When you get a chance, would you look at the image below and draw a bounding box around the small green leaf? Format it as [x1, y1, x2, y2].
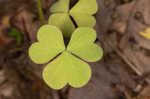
[67, 27, 103, 62]
[8, 28, 22, 45]
[50, 0, 70, 13]
[43, 51, 91, 90]
[29, 25, 65, 64]
[48, 13, 75, 37]
[70, 0, 98, 27]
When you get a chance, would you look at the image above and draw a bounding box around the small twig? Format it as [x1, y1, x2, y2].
[107, 40, 143, 76]
[37, 0, 45, 25]
[22, 17, 31, 44]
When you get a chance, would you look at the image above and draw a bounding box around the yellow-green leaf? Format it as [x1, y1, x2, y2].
[50, 0, 70, 13]
[48, 13, 75, 37]
[28, 26, 103, 90]
[29, 25, 65, 64]
[70, 0, 98, 27]
[67, 27, 103, 62]
[43, 51, 91, 90]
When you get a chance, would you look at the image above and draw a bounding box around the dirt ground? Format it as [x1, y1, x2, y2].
[0, 0, 150, 99]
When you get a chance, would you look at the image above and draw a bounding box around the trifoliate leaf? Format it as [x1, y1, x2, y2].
[29, 25, 103, 89]
[140, 28, 150, 40]
[67, 27, 103, 62]
[50, 0, 69, 13]
[48, 13, 75, 37]
[43, 51, 91, 90]
[29, 25, 65, 64]
[49, 0, 98, 37]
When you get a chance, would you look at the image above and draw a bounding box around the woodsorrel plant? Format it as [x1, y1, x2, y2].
[29, 0, 103, 90]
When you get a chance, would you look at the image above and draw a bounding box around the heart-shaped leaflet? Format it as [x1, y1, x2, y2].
[43, 51, 91, 89]
[67, 27, 103, 62]
[29, 25, 65, 64]
[70, 0, 98, 27]
[49, 13, 75, 37]
[49, 0, 74, 37]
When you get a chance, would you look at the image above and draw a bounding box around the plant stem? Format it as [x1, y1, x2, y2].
[37, 0, 45, 25]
